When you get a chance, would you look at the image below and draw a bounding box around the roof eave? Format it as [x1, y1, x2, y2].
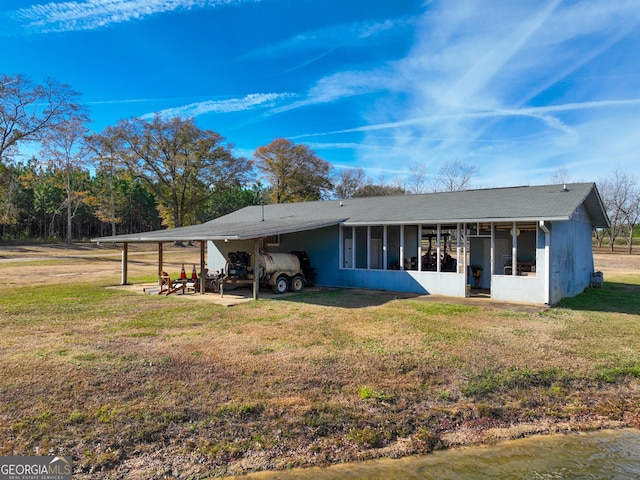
[91, 219, 343, 244]
[342, 216, 571, 226]
[233, 219, 343, 240]
[91, 235, 243, 243]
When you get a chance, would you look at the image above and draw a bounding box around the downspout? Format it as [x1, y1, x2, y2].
[539, 221, 550, 305]
[462, 223, 467, 280]
[490, 223, 495, 276]
[253, 238, 260, 300]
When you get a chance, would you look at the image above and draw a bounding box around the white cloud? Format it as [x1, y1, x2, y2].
[293, 99, 640, 140]
[11, 0, 257, 34]
[271, 68, 393, 114]
[84, 98, 158, 105]
[290, 0, 640, 186]
[141, 92, 292, 119]
[241, 16, 414, 60]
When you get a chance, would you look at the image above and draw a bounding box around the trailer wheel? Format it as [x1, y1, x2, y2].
[290, 274, 304, 293]
[272, 275, 289, 294]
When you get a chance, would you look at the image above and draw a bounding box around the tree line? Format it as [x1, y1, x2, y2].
[1, 73, 638, 251]
[1, 74, 325, 242]
[0, 73, 478, 243]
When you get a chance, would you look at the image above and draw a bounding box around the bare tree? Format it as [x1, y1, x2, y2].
[1, 74, 82, 163]
[40, 115, 91, 244]
[433, 159, 478, 192]
[0, 163, 19, 229]
[86, 133, 127, 237]
[599, 168, 640, 253]
[551, 166, 570, 185]
[386, 175, 405, 193]
[593, 226, 607, 249]
[1, 74, 83, 232]
[406, 161, 429, 194]
[630, 192, 640, 253]
[617, 173, 640, 254]
[255, 138, 332, 203]
[353, 183, 405, 197]
[103, 115, 250, 228]
[334, 167, 366, 199]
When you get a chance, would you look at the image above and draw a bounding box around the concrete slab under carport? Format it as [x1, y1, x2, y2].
[108, 283, 302, 307]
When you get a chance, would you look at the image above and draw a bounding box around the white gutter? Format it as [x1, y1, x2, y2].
[343, 216, 570, 226]
[539, 220, 551, 305]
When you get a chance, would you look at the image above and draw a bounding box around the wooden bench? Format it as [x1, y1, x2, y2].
[504, 261, 536, 276]
[162, 272, 185, 295]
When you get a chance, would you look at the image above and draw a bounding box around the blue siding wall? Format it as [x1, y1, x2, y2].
[281, 226, 465, 296]
[276, 226, 340, 285]
[207, 227, 341, 286]
[207, 212, 596, 304]
[208, 239, 255, 275]
[548, 205, 595, 304]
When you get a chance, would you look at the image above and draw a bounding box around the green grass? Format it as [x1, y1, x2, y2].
[2, 283, 117, 315]
[358, 386, 395, 402]
[461, 367, 568, 398]
[596, 363, 640, 383]
[557, 280, 640, 314]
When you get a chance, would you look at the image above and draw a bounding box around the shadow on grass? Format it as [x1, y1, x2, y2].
[285, 287, 418, 309]
[557, 281, 640, 315]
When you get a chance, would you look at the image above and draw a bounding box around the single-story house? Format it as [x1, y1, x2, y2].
[92, 183, 609, 305]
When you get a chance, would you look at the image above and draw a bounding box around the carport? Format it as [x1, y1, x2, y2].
[92, 216, 343, 300]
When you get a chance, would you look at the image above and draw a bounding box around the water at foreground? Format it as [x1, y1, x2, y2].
[229, 429, 640, 479]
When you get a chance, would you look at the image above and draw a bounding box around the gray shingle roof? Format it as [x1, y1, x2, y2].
[92, 183, 609, 243]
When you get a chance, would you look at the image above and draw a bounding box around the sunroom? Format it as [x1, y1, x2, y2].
[338, 220, 544, 302]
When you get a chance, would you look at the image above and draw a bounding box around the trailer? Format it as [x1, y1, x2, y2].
[223, 250, 316, 294]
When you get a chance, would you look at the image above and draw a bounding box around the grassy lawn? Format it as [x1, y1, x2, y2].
[0, 252, 639, 478]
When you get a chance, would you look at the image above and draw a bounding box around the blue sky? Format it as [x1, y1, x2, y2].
[2, 0, 640, 188]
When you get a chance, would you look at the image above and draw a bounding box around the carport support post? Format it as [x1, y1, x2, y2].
[121, 242, 128, 285]
[199, 241, 206, 294]
[253, 238, 260, 300]
[158, 242, 163, 286]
